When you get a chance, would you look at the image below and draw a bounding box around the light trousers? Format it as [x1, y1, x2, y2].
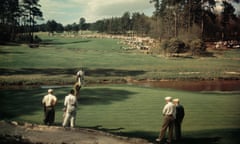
[63, 110, 76, 128]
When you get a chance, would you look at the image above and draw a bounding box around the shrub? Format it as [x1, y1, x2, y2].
[189, 39, 206, 56]
[168, 38, 186, 53]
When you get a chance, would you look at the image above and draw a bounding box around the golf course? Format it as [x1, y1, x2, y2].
[0, 33, 240, 144]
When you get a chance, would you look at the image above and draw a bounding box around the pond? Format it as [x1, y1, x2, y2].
[127, 80, 240, 92]
[38, 80, 240, 92]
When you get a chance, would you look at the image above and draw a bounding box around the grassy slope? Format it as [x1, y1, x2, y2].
[0, 85, 239, 143]
[0, 33, 239, 84]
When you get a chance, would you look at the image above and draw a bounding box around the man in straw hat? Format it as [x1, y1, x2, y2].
[42, 89, 57, 126]
[156, 96, 176, 144]
[173, 98, 185, 141]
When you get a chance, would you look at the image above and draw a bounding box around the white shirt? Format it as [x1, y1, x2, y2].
[42, 94, 57, 107]
[162, 102, 176, 118]
[64, 94, 78, 112]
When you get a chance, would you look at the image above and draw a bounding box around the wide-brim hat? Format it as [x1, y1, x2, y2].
[173, 98, 180, 102]
[165, 96, 172, 101]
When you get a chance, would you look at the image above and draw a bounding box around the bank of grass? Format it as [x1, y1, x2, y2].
[0, 33, 240, 86]
[0, 85, 239, 143]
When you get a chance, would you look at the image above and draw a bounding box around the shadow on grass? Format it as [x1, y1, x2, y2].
[0, 88, 70, 120]
[0, 42, 20, 46]
[40, 39, 91, 45]
[0, 68, 146, 77]
[0, 87, 135, 119]
[79, 88, 136, 105]
[80, 125, 125, 133]
[119, 128, 240, 144]
[0, 51, 25, 55]
[0, 89, 44, 119]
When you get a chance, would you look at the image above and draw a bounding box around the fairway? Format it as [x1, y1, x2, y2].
[0, 33, 240, 85]
[0, 85, 239, 143]
[1, 34, 240, 143]
[1, 0, 240, 143]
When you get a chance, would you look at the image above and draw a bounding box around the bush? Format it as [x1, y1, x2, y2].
[168, 38, 186, 54]
[189, 39, 206, 56]
[159, 38, 207, 57]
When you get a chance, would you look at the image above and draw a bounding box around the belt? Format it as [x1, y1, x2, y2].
[165, 114, 173, 117]
[45, 106, 54, 108]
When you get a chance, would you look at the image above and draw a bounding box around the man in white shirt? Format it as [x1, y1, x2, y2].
[42, 89, 57, 126]
[63, 89, 78, 128]
[156, 96, 176, 144]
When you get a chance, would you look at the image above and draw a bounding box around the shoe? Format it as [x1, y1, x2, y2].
[156, 138, 164, 143]
[165, 139, 171, 144]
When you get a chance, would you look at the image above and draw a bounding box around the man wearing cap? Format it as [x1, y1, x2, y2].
[156, 96, 176, 144]
[63, 89, 78, 128]
[42, 89, 57, 126]
[173, 98, 185, 141]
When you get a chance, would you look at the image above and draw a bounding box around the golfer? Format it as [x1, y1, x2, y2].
[62, 89, 78, 128]
[74, 70, 84, 99]
[42, 89, 57, 126]
[156, 96, 176, 144]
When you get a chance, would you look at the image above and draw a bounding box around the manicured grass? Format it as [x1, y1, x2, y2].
[0, 85, 239, 143]
[0, 33, 239, 85]
[0, 33, 240, 143]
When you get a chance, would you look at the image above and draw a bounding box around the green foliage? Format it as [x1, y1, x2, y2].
[189, 39, 206, 56]
[159, 38, 208, 57]
[0, 0, 43, 43]
[160, 38, 188, 56]
[167, 38, 186, 54]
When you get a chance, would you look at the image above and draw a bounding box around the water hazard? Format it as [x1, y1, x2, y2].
[39, 80, 240, 92]
[128, 80, 240, 92]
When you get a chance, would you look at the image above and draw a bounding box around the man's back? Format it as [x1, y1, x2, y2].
[163, 102, 176, 116]
[64, 94, 78, 112]
[42, 94, 57, 107]
[176, 104, 185, 122]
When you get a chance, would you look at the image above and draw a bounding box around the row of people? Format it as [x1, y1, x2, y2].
[42, 70, 84, 127]
[42, 89, 185, 144]
[42, 89, 78, 128]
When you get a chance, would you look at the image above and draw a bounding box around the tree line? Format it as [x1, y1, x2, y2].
[1, 0, 240, 44]
[89, 0, 240, 41]
[0, 0, 42, 43]
[36, 17, 90, 36]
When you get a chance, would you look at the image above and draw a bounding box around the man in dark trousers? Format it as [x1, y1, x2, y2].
[42, 89, 57, 126]
[173, 98, 185, 141]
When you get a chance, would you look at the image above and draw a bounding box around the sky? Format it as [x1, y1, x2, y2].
[39, 0, 154, 25]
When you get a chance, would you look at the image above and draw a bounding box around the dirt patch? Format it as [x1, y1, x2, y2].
[0, 121, 149, 144]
